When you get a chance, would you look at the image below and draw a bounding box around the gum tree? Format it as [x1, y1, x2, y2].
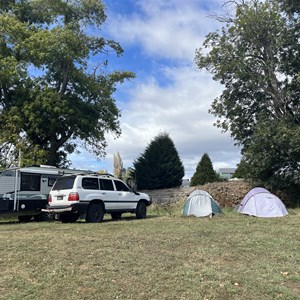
[195, 0, 300, 194]
[0, 0, 134, 166]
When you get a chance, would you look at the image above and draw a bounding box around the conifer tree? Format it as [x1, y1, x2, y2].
[133, 133, 184, 190]
[190, 153, 219, 186]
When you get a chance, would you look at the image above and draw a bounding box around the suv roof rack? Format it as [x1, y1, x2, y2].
[78, 172, 115, 177]
[60, 171, 115, 178]
[98, 173, 114, 177]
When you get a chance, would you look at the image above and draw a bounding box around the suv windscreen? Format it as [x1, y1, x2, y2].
[52, 176, 75, 190]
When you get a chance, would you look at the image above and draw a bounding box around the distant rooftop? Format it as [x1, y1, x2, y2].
[219, 168, 237, 180]
[219, 168, 236, 174]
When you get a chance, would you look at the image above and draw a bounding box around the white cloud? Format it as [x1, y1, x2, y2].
[105, 0, 223, 60]
[101, 66, 240, 177]
[70, 0, 241, 178]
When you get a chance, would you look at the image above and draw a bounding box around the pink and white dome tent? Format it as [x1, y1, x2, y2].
[236, 187, 288, 218]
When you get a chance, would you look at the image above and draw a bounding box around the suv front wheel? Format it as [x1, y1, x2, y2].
[86, 202, 104, 223]
[136, 201, 147, 219]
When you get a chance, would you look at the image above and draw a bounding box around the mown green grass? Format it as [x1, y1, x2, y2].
[0, 206, 299, 300]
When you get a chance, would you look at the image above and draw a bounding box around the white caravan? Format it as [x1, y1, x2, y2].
[0, 165, 89, 221]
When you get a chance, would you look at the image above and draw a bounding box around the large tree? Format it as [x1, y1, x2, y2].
[0, 0, 134, 167]
[195, 0, 300, 193]
[133, 133, 184, 190]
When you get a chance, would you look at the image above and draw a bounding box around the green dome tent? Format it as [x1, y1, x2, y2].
[182, 190, 222, 217]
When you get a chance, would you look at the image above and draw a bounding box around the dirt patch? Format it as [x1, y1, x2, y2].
[193, 180, 253, 207]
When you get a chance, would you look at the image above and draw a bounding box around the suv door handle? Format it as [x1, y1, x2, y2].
[101, 192, 106, 195]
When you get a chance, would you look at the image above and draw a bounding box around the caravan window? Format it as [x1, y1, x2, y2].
[20, 173, 41, 191]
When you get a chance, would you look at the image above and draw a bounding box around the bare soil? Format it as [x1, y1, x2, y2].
[190, 180, 253, 207]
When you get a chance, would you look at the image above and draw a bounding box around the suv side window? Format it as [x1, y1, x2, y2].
[114, 180, 130, 192]
[82, 178, 99, 190]
[99, 179, 114, 191]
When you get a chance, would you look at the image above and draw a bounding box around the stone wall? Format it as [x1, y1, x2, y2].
[142, 180, 253, 208]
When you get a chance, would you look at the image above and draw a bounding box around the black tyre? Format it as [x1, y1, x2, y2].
[86, 203, 104, 223]
[60, 213, 79, 223]
[111, 212, 122, 220]
[136, 201, 147, 219]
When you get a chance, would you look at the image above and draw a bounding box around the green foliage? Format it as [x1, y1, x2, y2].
[278, 0, 300, 15]
[0, 142, 18, 168]
[190, 153, 219, 186]
[195, 0, 300, 196]
[242, 119, 300, 200]
[0, 0, 134, 167]
[233, 159, 248, 179]
[133, 133, 184, 190]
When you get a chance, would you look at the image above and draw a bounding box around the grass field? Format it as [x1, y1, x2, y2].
[0, 205, 300, 300]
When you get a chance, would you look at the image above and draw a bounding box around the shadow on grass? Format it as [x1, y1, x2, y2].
[0, 220, 21, 225]
[0, 213, 161, 225]
[98, 214, 161, 224]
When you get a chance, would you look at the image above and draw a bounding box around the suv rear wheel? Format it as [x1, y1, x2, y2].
[86, 202, 104, 223]
[136, 201, 147, 219]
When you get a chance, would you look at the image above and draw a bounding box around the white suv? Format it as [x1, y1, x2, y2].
[45, 173, 152, 223]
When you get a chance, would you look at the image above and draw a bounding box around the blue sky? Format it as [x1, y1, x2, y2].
[70, 0, 241, 178]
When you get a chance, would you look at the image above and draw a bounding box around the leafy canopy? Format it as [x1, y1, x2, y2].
[133, 133, 184, 190]
[0, 0, 134, 167]
[195, 0, 300, 195]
